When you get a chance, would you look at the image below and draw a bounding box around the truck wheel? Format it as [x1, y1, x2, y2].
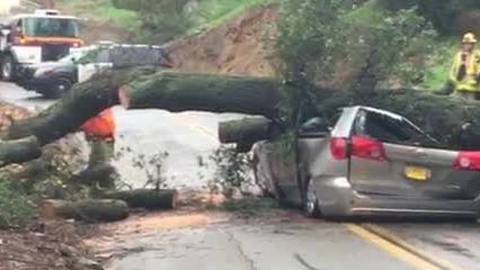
[46, 78, 73, 98]
[1, 54, 15, 81]
[304, 180, 321, 218]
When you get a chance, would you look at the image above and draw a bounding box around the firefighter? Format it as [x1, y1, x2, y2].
[450, 32, 480, 100]
[81, 108, 117, 188]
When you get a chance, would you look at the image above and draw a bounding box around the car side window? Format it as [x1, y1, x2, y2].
[354, 110, 440, 147]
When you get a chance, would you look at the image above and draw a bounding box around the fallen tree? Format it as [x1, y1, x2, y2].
[2, 70, 480, 167]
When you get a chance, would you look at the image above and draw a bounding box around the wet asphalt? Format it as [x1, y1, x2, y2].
[2, 82, 480, 270]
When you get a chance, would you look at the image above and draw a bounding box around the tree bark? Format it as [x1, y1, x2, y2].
[3, 67, 158, 144]
[119, 72, 283, 118]
[39, 199, 129, 222]
[102, 189, 178, 210]
[218, 117, 274, 144]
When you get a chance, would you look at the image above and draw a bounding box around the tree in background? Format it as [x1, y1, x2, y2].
[112, 0, 192, 43]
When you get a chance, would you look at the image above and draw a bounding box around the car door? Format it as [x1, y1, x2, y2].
[349, 108, 480, 200]
[264, 134, 301, 205]
[77, 48, 113, 83]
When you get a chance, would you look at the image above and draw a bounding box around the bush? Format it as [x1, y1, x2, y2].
[0, 181, 36, 229]
[209, 146, 253, 198]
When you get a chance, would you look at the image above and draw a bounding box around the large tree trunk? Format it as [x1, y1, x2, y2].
[4, 70, 283, 145]
[119, 72, 283, 118]
[2, 70, 480, 167]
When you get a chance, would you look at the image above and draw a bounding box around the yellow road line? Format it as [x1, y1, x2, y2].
[363, 224, 464, 270]
[346, 224, 458, 270]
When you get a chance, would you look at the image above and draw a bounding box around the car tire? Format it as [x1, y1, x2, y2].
[1, 54, 15, 81]
[46, 78, 73, 99]
[304, 179, 321, 218]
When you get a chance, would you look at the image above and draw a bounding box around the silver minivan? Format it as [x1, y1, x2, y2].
[253, 106, 480, 218]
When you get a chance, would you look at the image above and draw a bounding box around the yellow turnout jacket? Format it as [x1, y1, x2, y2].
[450, 50, 480, 92]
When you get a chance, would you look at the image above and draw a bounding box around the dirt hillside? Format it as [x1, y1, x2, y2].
[169, 6, 279, 77]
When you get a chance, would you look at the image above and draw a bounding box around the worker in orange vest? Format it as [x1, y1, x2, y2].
[81, 108, 117, 187]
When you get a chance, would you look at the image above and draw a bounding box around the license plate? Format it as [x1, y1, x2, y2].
[404, 166, 431, 181]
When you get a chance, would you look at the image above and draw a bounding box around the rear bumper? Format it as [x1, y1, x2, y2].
[312, 176, 480, 218]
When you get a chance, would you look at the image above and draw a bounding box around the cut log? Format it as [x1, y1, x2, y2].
[39, 199, 129, 222]
[218, 117, 280, 144]
[0, 136, 41, 166]
[102, 189, 178, 210]
[72, 164, 117, 188]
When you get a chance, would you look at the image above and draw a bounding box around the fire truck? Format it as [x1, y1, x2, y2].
[0, 9, 83, 81]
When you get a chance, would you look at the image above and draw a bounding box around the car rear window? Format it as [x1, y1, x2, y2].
[354, 110, 443, 148]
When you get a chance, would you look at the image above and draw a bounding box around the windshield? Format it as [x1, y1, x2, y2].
[23, 17, 80, 38]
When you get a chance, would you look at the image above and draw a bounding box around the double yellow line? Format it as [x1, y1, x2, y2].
[347, 224, 464, 270]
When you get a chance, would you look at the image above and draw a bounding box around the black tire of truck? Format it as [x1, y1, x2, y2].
[45, 77, 73, 99]
[1, 54, 16, 82]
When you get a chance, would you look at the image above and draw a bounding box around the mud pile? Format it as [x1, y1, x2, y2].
[169, 6, 279, 77]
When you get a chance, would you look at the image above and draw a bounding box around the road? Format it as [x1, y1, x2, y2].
[2, 82, 480, 270]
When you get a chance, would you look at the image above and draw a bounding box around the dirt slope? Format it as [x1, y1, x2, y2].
[169, 6, 279, 77]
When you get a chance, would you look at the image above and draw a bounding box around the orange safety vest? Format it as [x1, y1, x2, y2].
[81, 109, 116, 141]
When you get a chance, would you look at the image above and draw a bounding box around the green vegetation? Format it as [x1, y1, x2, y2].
[422, 39, 457, 91]
[57, 0, 141, 32]
[209, 146, 253, 198]
[0, 181, 36, 229]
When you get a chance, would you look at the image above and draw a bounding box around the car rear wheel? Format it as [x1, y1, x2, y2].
[304, 180, 321, 218]
[46, 78, 73, 98]
[1, 54, 15, 81]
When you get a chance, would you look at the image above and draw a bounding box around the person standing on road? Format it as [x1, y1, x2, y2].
[81, 108, 117, 189]
[450, 32, 480, 100]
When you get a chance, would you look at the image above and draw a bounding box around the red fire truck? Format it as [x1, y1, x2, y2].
[0, 9, 83, 81]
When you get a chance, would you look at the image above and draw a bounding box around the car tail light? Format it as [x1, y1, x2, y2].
[330, 137, 348, 160]
[351, 135, 387, 162]
[454, 151, 480, 171]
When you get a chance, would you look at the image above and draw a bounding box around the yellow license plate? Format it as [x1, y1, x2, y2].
[404, 166, 431, 181]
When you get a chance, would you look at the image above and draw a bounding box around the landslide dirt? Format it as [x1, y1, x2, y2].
[169, 6, 280, 77]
